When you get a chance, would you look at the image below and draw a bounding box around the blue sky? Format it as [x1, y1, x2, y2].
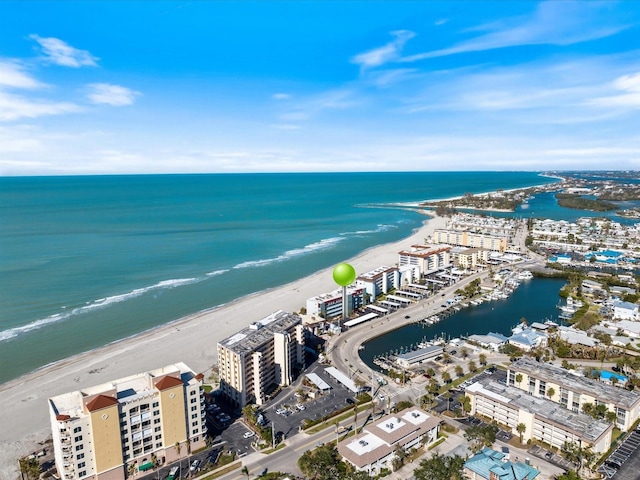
[1, 1, 639, 175]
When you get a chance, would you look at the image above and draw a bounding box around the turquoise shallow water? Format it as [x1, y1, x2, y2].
[0, 172, 555, 383]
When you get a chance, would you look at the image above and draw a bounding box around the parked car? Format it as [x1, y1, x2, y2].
[346, 398, 355, 405]
[189, 459, 200, 472]
[296, 404, 305, 411]
[243, 431, 255, 439]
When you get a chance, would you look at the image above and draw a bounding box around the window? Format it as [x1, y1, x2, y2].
[154, 418, 161, 424]
[78, 471, 86, 478]
[74, 435, 83, 442]
[153, 410, 160, 416]
[76, 453, 84, 460]
[538, 381, 546, 397]
[193, 430, 198, 435]
[133, 448, 142, 455]
[73, 427, 81, 433]
[130, 407, 138, 414]
[190, 398, 197, 404]
[191, 406, 197, 412]
[156, 442, 162, 448]
[191, 413, 198, 419]
[192, 421, 198, 427]
[155, 434, 162, 440]
[152, 401, 159, 408]
[75, 445, 83, 452]
[77, 462, 85, 469]
[154, 427, 161, 432]
[190, 390, 197, 395]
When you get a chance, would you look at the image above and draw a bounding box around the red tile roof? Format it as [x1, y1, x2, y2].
[155, 375, 184, 390]
[85, 394, 118, 412]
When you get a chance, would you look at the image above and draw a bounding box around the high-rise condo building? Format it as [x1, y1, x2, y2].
[217, 310, 306, 408]
[49, 363, 206, 480]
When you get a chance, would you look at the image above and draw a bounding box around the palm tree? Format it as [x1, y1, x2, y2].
[454, 365, 464, 378]
[241, 466, 250, 478]
[516, 423, 526, 444]
[478, 353, 487, 366]
[547, 387, 555, 400]
[461, 347, 469, 359]
[442, 370, 451, 384]
[127, 463, 136, 479]
[468, 360, 477, 373]
[174, 442, 182, 475]
[515, 373, 523, 387]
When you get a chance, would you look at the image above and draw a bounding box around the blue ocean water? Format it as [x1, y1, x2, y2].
[0, 172, 553, 384]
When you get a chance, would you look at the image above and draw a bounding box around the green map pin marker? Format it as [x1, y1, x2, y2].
[333, 263, 356, 286]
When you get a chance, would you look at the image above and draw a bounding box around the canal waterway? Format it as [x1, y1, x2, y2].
[360, 277, 567, 372]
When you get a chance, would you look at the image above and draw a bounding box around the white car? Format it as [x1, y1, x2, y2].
[243, 431, 255, 439]
[275, 408, 286, 415]
[296, 404, 305, 411]
[379, 395, 385, 401]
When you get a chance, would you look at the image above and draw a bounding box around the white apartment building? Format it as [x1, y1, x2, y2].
[432, 230, 508, 253]
[49, 363, 206, 480]
[217, 310, 305, 408]
[355, 266, 400, 299]
[507, 357, 640, 432]
[306, 286, 366, 320]
[398, 245, 451, 275]
[466, 380, 613, 454]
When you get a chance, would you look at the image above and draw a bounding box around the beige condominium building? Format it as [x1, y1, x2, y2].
[432, 229, 508, 253]
[466, 380, 613, 454]
[507, 357, 640, 432]
[398, 245, 451, 275]
[217, 310, 305, 408]
[49, 363, 206, 480]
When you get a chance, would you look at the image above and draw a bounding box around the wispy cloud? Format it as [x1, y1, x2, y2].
[351, 30, 415, 69]
[0, 91, 81, 121]
[403, 1, 629, 62]
[86, 83, 140, 106]
[30, 34, 98, 67]
[272, 93, 291, 100]
[0, 60, 44, 89]
[588, 71, 640, 109]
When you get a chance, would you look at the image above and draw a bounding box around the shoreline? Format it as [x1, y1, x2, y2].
[0, 211, 448, 476]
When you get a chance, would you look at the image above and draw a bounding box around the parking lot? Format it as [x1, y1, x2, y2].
[528, 444, 576, 472]
[598, 427, 640, 479]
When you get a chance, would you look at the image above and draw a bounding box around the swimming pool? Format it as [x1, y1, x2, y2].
[601, 370, 628, 382]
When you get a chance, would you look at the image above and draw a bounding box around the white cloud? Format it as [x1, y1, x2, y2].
[402, 1, 629, 62]
[270, 124, 301, 130]
[351, 30, 415, 69]
[589, 72, 640, 108]
[0, 91, 81, 121]
[30, 34, 98, 67]
[0, 60, 44, 89]
[272, 93, 291, 100]
[86, 83, 140, 106]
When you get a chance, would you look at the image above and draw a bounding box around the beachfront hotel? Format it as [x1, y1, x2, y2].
[465, 380, 613, 453]
[355, 265, 402, 299]
[48, 362, 206, 480]
[432, 229, 508, 253]
[507, 357, 640, 432]
[217, 310, 306, 408]
[337, 407, 440, 475]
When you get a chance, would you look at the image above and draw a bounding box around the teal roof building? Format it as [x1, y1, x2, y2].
[464, 448, 540, 480]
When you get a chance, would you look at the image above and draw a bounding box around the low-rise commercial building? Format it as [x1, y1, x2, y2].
[338, 408, 440, 475]
[464, 447, 540, 480]
[507, 357, 640, 432]
[217, 310, 306, 407]
[49, 363, 205, 480]
[466, 380, 613, 453]
[395, 345, 444, 369]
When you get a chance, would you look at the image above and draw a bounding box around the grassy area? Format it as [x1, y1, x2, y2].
[262, 443, 287, 454]
[197, 461, 241, 480]
[305, 403, 373, 434]
[427, 436, 447, 450]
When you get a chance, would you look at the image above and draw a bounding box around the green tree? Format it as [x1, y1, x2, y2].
[298, 444, 345, 480]
[464, 424, 498, 453]
[241, 466, 249, 478]
[547, 387, 556, 399]
[454, 365, 464, 378]
[461, 347, 469, 359]
[479, 353, 487, 366]
[442, 370, 452, 384]
[516, 423, 527, 444]
[515, 373, 523, 386]
[19, 457, 40, 480]
[413, 453, 465, 480]
[468, 360, 477, 373]
[556, 471, 583, 480]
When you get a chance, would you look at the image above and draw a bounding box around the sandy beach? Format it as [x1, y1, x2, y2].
[0, 212, 448, 478]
